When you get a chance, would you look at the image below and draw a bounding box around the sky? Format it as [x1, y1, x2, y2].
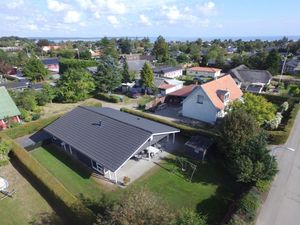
[0, 0, 299, 38]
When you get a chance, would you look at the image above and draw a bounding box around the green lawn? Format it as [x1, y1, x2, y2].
[31, 145, 235, 225]
[31, 145, 114, 202]
[131, 158, 235, 225]
[0, 162, 63, 225]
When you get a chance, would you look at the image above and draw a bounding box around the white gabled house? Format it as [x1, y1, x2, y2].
[182, 75, 243, 124]
[186, 66, 222, 79]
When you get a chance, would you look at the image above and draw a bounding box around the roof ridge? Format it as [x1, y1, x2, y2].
[79, 106, 153, 135]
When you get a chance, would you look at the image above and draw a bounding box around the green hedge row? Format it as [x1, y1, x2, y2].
[3, 114, 62, 139]
[120, 107, 218, 138]
[95, 93, 122, 103]
[268, 104, 300, 144]
[59, 58, 97, 74]
[1, 133, 96, 225]
[227, 187, 261, 225]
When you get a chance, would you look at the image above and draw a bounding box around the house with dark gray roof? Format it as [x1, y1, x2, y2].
[229, 65, 272, 93]
[153, 66, 183, 78]
[44, 106, 179, 183]
[42, 57, 59, 72]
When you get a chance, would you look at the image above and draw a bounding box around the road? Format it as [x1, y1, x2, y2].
[256, 111, 300, 225]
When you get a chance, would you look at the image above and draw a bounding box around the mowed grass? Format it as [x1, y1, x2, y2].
[132, 158, 235, 225]
[31, 145, 235, 225]
[0, 162, 63, 225]
[31, 145, 114, 201]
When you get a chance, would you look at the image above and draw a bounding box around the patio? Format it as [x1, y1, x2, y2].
[114, 135, 187, 185]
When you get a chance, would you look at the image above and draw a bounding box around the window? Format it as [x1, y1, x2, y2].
[224, 92, 230, 102]
[197, 95, 204, 104]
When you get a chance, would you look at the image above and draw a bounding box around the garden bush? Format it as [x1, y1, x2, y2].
[120, 108, 217, 138]
[256, 179, 273, 193]
[95, 93, 122, 103]
[59, 58, 97, 74]
[0, 133, 96, 225]
[237, 188, 261, 222]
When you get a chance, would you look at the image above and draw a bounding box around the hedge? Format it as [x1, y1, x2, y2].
[268, 104, 300, 144]
[0, 134, 96, 225]
[59, 58, 97, 74]
[120, 107, 218, 138]
[2, 114, 62, 139]
[95, 93, 122, 103]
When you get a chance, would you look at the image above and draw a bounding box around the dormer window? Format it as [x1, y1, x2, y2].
[217, 89, 230, 103]
[197, 95, 204, 104]
[224, 92, 230, 102]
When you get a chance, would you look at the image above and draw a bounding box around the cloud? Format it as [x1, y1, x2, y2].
[28, 24, 38, 31]
[107, 15, 120, 27]
[106, 0, 126, 15]
[139, 14, 151, 26]
[6, 0, 24, 9]
[5, 16, 19, 21]
[161, 5, 183, 24]
[46, 0, 70, 12]
[198, 1, 217, 16]
[64, 10, 81, 23]
[79, 22, 87, 27]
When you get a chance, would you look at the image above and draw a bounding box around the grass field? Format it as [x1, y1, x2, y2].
[0, 162, 63, 225]
[31, 145, 235, 225]
[132, 158, 235, 224]
[31, 145, 115, 201]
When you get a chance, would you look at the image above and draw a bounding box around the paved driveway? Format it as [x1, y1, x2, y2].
[256, 111, 300, 225]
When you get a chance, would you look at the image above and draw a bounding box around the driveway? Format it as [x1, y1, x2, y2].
[256, 111, 300, 225]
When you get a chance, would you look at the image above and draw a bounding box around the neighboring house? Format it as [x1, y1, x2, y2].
[182, 75, 243, 124]
[284, 60, 300, 74]
[89, 49, 102, 58]
[0, 79, 29, 91]
[229, 65, 272, 93]
[86, 66, 98, 75]
[153, 66, 183, 78]
[186, 66, 221, 79]
[0, 86, 21, 129]
[154, 78, 184, 95]
[42, 45, 61, 52]
[127, 60, 154, 76]
[120, 54, 155, 62]
[166, 84, 199, 104]
[44, 106, 179, 183]
[42, 58, 59, 72]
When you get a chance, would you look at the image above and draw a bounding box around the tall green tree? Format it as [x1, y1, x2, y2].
[56, 68, 95, 103]
[219, 110, 278, 183]
[96, 37, 119, 59]
[35, 83, 56, 106]
[118, 38, 132, 54]
[230, 93, 276, 124]
[265, 49, 281, 75]
[94, 56, 122, 92]
[140, 62, 154, 88]
[22, 58, 49, 82]
[122, 59, 134, 82]
[153, 35, 169, 62]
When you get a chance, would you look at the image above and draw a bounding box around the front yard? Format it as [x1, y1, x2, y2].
[31, 144, 235, 225]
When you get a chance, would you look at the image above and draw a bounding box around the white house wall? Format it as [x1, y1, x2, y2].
[182, 87, 219, 124]
[163, 70, 183, 78]
[186, 70, 220, 78]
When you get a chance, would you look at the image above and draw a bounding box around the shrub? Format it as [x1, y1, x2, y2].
[281, 101, 289, 112]
[20, 108, 32, 122]
[237, 188, 261, 223]
[227, 214, 248, 225]
[176, 209, 208, 225]
[256, 179, 272, 193]
[59, 58, 97, 74]
[95, 93, 122, 103]
[120, 108, 217, 138]
[0, 138, 11, 166]
[0, 134, 96, 225]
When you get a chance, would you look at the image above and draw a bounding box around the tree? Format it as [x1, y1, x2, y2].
[265, 49, 281, 75]
[78, 49, 92, 60]
[97, 188, 175, 225]
[118, 38, 132, 54]
[94, 56, 122, 93]
[14, 89, 38, 111]
[96, 37, 119, 59]
[23, 58, 49, 82]
[153, 35, 169, 62]
[177, 53, 189, 63]
[56, 49, 75, 58]
[219, 110, 278, 183]
[189, 43, 201, 62]
[37, 39, 50, 47]
[122, 59, 134, 82]
[140, 62, 154, 88]
[56, 69, 95, 103]
[175, 210, 208, 225]
[230, 93, 276, 124]
[35, 83, 56, 106]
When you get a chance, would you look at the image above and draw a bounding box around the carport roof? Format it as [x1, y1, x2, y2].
[44, 106, 179, 172]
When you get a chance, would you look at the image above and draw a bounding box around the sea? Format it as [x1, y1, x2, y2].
[31, 35, 300, 43]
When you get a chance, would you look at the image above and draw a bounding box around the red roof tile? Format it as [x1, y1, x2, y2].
[168, 84, 198, 97]
[188, 66, 221, 73]
[159, 84, 175, 89]
[201, 75, 243, 109]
